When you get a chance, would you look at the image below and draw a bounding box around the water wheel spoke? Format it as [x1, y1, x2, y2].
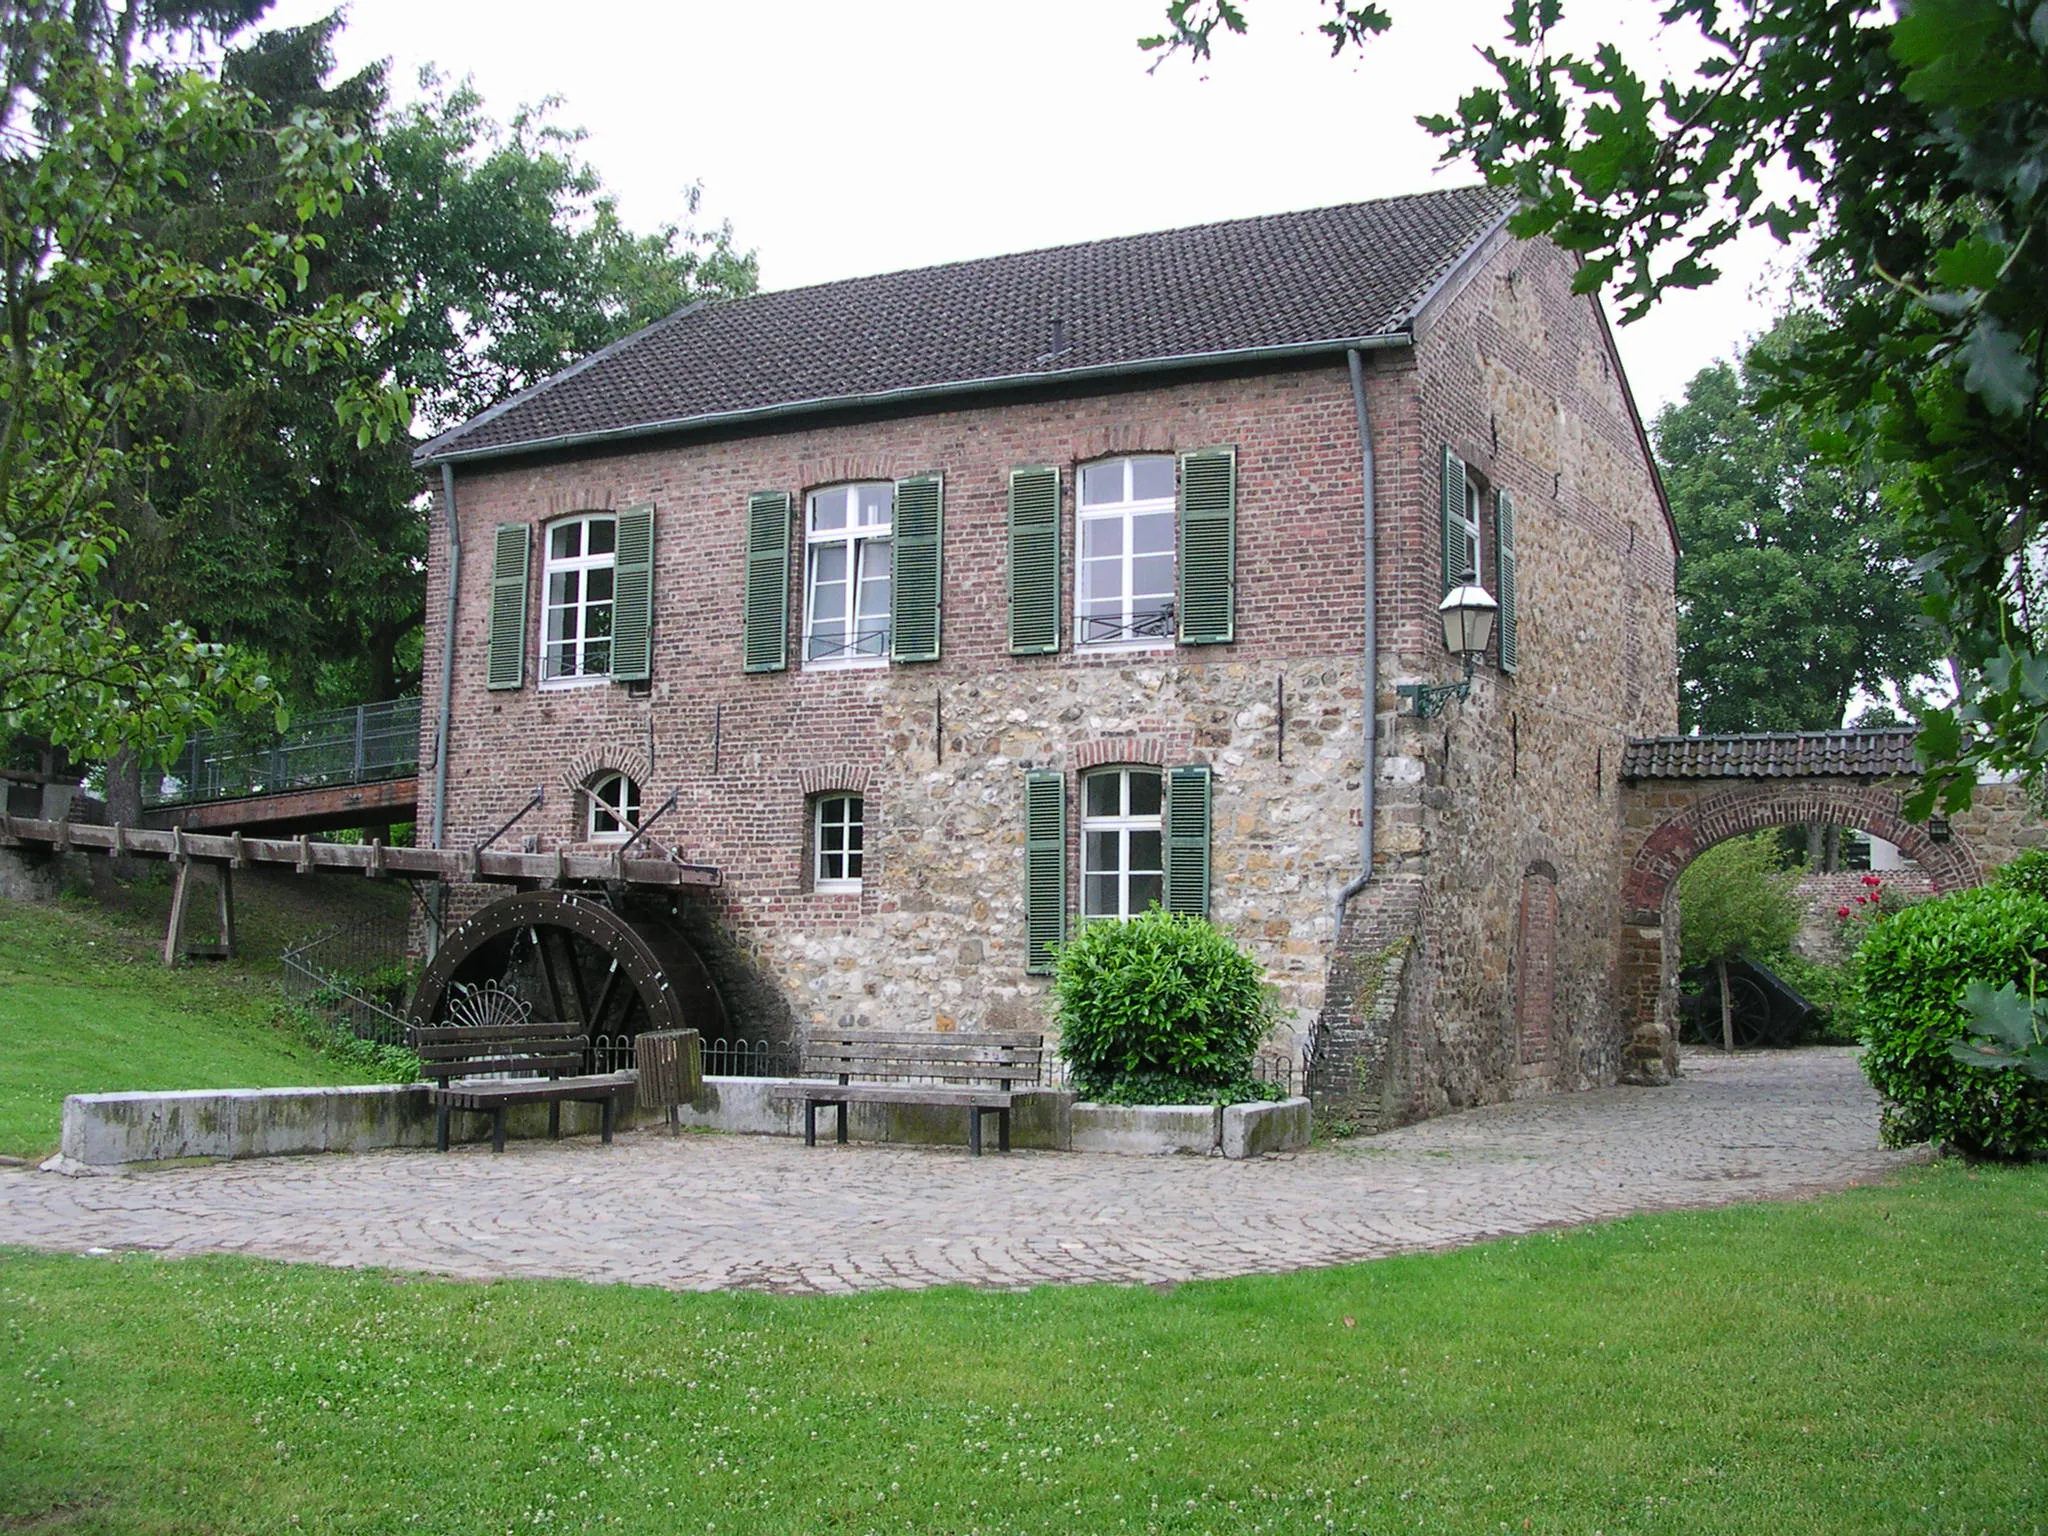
[530, 926, 569, 1022]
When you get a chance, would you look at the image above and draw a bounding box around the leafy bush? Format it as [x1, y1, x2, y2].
[1764, 951, 1863, 1045]
[1991, 848, 2048, 902]
[1679, 833, 1799, 969]
[1051, 909, 1281, 1106]
[278, 1005, 420, 1084]
[1858, 885, 2048, 1158]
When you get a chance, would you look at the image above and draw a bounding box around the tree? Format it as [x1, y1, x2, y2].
[1677, 833, 1799, 1052]
[0, 1, 407, 764]
[105, 19, 757, 714]
[1657, 313, 1936, 733]
[1146, 0, 2048, 817]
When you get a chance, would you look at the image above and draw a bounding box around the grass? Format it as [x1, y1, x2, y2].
[0, 872, 411, 1160]
[3, 1160, 2044, 1534]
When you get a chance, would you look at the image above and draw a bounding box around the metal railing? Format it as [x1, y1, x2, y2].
[147, 696, 421, 807]
[281, 913, 415, 1046]
[587, 1035, 801, 1077]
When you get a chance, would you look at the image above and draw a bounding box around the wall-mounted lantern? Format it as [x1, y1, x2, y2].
[1397, 581, 1499, 719]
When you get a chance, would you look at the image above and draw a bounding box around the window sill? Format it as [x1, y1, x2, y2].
[1075, 639, 1176, 655]
[539, 675, 611, 692]
[802, 657, 890, 673]
[814, 880, 863, 895]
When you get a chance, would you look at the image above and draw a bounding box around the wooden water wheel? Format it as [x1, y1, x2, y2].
[407, 891, 726, 1063]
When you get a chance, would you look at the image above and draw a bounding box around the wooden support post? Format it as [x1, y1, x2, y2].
[162, 860, 194, 967]
[0, 813, 18, 848]
[366, 837, 386, 879]
[228, 830, 247, 869]
[296, 834, 313, 874]
[217, 865, 238, 960]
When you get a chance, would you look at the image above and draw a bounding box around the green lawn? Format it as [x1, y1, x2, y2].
[0, 877, 409, 1160]
[3, 1160, 2043, 1534]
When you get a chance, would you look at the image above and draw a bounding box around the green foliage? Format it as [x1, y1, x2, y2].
[1952, 979, 2048, 1082]
[1677, 834, 1800, 969]
[277, 1003, 418, 1084]
[1990, 847, 2048, 901]
[1762, 950, 1863, 1045]
[1051, 908, 1279, 1104]
[1149, 0, 2048, 815]
[1655, 316, 1935, 733]
[1858, 885, 2048, 1157]
[0, 3, 408, 761]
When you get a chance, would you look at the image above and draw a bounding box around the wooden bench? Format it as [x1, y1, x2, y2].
[412, 1019, 636, 1153]
[769, 1030, 1043, 1155]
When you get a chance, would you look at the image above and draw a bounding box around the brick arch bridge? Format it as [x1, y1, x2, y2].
[1616, 730, 1986, 1084]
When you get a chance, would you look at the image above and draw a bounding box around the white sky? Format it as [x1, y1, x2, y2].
[269, 0, 1799, 419]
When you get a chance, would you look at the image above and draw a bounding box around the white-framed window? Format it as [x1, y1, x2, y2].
[1450, 467, 1482, 588]
[1077, 456, 1176, 647]
[542, 514, 617, 683]
[804, 484, 892, 665]
[1081, 767, 1163, 919]
[587, 772, 640, 841]
[814, 794, 864, 889]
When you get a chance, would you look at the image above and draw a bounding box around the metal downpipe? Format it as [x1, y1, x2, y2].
[1333, 346, 1379, 928]
[428, 462, 462, 959]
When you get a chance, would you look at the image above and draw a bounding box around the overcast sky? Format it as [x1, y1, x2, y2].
[268, 0, 1798, 419]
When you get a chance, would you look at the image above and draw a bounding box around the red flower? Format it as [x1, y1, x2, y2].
[1863, 875, 1882, 886]
[1855, 894, 1868, 904]
[1838, 906, 1852, 918]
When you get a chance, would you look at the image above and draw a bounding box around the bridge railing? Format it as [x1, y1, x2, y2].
[146, 697, 422, 808]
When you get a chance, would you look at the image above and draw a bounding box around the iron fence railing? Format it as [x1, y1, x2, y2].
[281, 913, 415, 1046]
[147, 696, 421, 807]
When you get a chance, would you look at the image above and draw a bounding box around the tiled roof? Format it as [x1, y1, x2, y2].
[416, 186, 1516, 466]
[1621, 731, 1921, 781]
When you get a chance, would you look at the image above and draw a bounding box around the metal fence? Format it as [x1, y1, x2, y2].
[281, 913, 415, 1045]
[147, 696, 421, 807]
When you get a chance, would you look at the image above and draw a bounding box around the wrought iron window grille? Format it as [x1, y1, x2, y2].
[806, 630, 892, 662]
[1079, 604, 1175, 645]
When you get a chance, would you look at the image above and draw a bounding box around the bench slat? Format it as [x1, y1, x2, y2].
[411, 1021, 585, 1045]
[419, 1053, 588, 1079]
[416, 1037, 591, 1062]
[803, 1042, 1041, 1062]
[806, 1030, 1040, 1048]
[798, 1066, 1035, 1085]
[768, 1083, 1020, 1108]
[801, 1055, 1040, 1075]
[433, 1073, 636, 1111]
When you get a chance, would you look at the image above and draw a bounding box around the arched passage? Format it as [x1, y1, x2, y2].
[1616, 775, 1984, 1083]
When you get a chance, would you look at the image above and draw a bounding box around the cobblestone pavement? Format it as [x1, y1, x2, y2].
[0, 1048, 1917, 1294]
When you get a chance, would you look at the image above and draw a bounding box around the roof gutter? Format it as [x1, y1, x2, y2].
[414, 330, 1415, 469]
[1333, 346, 1380, 929]
[427, 461, 461, 961]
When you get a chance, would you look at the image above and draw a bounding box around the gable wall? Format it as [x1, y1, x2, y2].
[1369, 231, 1678, 1114]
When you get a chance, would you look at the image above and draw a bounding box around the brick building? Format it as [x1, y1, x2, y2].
[414, 186, 1677, 1123]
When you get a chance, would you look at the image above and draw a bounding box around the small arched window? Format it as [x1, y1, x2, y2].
[587, 772, 641, 841]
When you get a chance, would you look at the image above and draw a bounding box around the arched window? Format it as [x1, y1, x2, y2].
[1081, 766, 1163, 918]
[587, 772, 641, 841]
[542, 513, 617, 682]
[1077, 456, 1175, 646]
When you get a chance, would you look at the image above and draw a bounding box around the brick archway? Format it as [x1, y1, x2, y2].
[1617, 733, 1986, 1084]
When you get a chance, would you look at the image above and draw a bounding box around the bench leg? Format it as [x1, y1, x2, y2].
[601, 1097, 615, 1145]
[492, 1105, 507, 1154]
[804, 1101, 817, 1148]
[436, 1103, 449, 1153]
[969, 1107, 983, 1157]
[668, 1104, 680, 1139]
[999, 1107, 1011, 1153]
[548, 1101, 561, 1140]
[836, 1102, 849, 1145]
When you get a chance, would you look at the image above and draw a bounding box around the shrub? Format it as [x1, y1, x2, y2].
[1991, 847, 2048, 901]
[1678, 833, 1800, 969]
[1858, 885, 2048, 1158]
[1051, 908, 1281, 1106]
[1764, 951, 1863, 1044]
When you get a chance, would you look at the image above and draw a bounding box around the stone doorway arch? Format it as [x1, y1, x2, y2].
[1617, 733, 1986, 1084]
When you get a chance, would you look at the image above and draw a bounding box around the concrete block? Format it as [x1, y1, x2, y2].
[1071, 1102, 1221, 1155]
[1220, 1096, 1312, 1158]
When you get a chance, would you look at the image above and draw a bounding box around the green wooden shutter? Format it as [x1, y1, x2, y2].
[1441, 445, 1469, 596]
[1178, 448, 1236, 644]
[486, 523, 530, 691]
[891, 473, 943, 662]
[1164, 763, 1212, 918]
[610, 504, 654, 681]
[1495, 489, 1519, 674]
[1024, 770, 1066, 974]
[1007, 465, 1061, 654]
[743, 491, 791, 673]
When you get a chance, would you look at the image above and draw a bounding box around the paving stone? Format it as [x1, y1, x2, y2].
[0, 1049, 1915, 1295]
